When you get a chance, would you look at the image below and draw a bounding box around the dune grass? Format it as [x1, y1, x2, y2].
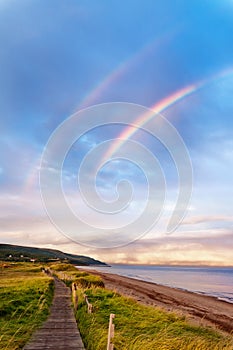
[0, 262, 54, 350]
[75, 287, 233, 350]
[50, 263, 104, 288]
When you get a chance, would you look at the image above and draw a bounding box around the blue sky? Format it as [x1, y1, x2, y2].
[0, 0, 233, 265]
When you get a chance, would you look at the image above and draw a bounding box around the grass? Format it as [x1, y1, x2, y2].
[49, 262, 80, 287]
[49, 262, 77, 272]
[49, 262, 104, 288]
[74, 274, 104, 288]
[32, 262, 233, 350]
[0, 262, 54, 350]
[75, 287, 233, 350]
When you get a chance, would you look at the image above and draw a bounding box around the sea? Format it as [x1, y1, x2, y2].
[80, 264, 233, 304]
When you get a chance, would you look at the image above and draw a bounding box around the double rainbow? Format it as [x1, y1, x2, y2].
[26, 66, 233, 192]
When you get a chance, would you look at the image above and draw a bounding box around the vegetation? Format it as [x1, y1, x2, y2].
[75, 274, 104, 288]
[50, 263, 104, 288]
[49, 262, 82, 286]
[49, 262, 79, 272]
[76, 288, 233, 350]
[51, 264, 233, 350]
[0, 262, 54, 350]
[0, 243, 106, 265]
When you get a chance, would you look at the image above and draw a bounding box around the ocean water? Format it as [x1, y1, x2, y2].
[81, 264, 233, 303]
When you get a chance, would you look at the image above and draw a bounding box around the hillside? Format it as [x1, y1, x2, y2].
[0, 243, 106, 266]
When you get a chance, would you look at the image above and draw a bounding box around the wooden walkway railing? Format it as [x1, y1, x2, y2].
[71, 282, 115, 349]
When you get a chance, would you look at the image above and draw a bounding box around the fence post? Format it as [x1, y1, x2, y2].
[72, 283, 78, 311]
[44, 268, 52, 276]
[84, 294, 93, 313]
[107, 313, 115, 350]
[88, 303, 93, 313]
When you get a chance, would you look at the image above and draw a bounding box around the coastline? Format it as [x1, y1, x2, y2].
[80, 268, 233, 334]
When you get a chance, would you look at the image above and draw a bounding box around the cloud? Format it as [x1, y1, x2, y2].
[0, 183, 232, 266]
[182, 215, 233, 225]
[0, 229, 70, 247]
[81, 230, 233, 266]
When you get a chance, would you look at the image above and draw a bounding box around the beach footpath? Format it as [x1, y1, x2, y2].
[23, 277, 85, 350]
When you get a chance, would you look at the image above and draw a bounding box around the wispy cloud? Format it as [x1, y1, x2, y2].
[182, 215, 233, 225]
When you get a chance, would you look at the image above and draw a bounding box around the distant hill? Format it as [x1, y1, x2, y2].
[0, 243, 107, 266]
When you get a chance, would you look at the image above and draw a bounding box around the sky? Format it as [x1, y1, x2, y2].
[0, 0, 233, 265]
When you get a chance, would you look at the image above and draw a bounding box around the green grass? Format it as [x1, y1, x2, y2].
[75, 287, 233, 350]
[0, 262, 54, 350]
[49, 262, 77, 272]
[74, 274, 104, 288]
[50, 263, 104, 288]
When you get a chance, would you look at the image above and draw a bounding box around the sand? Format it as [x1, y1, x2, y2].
[81, 268, 233, 334]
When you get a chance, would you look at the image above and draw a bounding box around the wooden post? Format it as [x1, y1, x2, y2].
[44, 268, 52, 276]
[88, 303, 93, 314]
[107, 313, 115, 350]
[84, 294, 93, 313]
[72, 283, 78, 311]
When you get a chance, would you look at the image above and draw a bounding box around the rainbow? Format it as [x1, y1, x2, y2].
[75, 30, 176, 110]
[104, 66, 233, 160]
[151, 84, 197, 112]
[23, 156, 42, 194]
[103, 84, 199, 160]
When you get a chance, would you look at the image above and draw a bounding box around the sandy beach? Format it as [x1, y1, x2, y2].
[81, 268, 233, 334]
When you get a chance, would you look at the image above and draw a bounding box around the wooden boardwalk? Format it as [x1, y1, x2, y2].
[24, 278, 85, 350]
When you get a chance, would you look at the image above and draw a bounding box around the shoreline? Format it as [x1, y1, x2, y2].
[84, 266, 233, 304]
[80, 268, 233, 334]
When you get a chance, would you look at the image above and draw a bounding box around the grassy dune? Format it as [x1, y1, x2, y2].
[53, 263, 233, 350]
[0, 262, 54, 350]
[76, 287, 233, 350]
